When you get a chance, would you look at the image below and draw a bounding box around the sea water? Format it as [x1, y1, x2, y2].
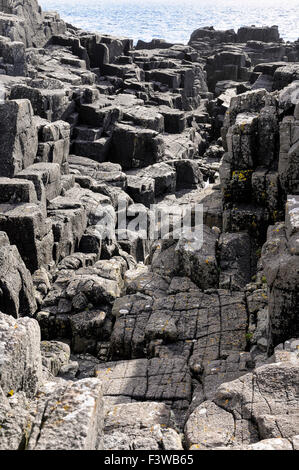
[39, 0, 299, 44]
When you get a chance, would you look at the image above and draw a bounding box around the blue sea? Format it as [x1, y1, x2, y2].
[40, 0, 299, 44]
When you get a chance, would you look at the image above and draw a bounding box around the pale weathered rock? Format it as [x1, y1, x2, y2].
[185, 401, 235, 450]
[0, 389, 32, 450]
[0, 311, 42, 398]
[28, 378, 104, 450]
[41, 341, 70, 376]
[104, 402, 182, 450]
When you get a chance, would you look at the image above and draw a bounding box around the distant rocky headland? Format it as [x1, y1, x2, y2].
[0, 0, 298, 451]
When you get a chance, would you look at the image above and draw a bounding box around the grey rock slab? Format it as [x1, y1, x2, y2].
[0, 311, 42, 398]
[28, 378, 104, 450]
[0, 243, 37, 317]
[104, 401, 182, 450]
[185, 400, 235, 450]
[0, 99, 38, 177]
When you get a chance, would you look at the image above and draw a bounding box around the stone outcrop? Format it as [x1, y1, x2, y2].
[0, 99, 37, 177]
[185, 339, 299, 450]
[0, 0, 297, 451]
[0, 0, 66, 47]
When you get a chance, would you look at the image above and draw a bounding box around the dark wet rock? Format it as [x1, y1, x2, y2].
[219, 232, 253, 290]
[237, 26, 280, 44]
[169, 159, 204, 190]
[206, 50, 251, 92]
[189, 27, 236, 47]
[110, 122, 165, 170]
[0, 203, 54, 272]
[0, 177, 37, 204]
[158, 106, 186, 133]
[126, 174, 155, 207]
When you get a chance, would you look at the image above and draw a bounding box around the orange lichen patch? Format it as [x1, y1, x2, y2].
[52, 419, 63, 427]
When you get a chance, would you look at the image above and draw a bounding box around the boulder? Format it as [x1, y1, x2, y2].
[0, 311, 42, 398]
[0, 99, 38, 177]
[262, 197, 299, 345]
[0, 241, 37, 317]
[237, 26, 280, 43]
[104, 402, 182, 450]
[0, 203, 54, 272]
[110, 123, 165, 169]
[27, 379, 104, 450]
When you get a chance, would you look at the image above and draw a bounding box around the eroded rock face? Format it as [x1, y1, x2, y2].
[0, 0, 66, 47]
[0, 238, 37, 316]
[0, 99, 38, 177]
[103, 402, 183, 450]
[261, 196, 299, 346]
[185, 339, 299, 450]
[27, 378, 104, 450]
[0, 311, 42, 397]
[0, 0, 297, 451]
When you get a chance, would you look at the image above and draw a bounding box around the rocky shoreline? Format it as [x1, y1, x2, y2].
[0, 0, 298, 451]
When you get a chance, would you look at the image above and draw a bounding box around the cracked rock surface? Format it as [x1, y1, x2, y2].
[0, 0, 298, 451]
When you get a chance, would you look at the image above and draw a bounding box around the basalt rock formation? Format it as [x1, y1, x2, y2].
[0, 1, 298, 451]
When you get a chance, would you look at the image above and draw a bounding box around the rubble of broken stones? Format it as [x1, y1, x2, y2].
[0, 0, 298, 451]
